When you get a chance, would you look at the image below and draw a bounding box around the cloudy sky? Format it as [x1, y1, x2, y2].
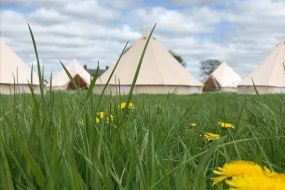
[1, 0, 285, 80]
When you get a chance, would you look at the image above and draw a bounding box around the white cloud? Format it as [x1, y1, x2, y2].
[63, 1, 119, 22]
[1, 0, 285, 80]
[127, 6, 222, 38]
[28, 8, 69, 24]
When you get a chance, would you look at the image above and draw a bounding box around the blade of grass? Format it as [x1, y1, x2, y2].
[251, 77, 259, 95]
[69, 158, 84, 190]
[28, 23, 45, 99]
[96, 42, 129, 107]
[3, 141, 33, 188]
[60, 60, 78, 90]
[4, 115, 45, 187]
[1, 148, 15, 190]
[151, 135, 285, 189]
[86, 62, 100, 100]
[123, 23, 157, 121]
[49, 72, 53, 92]
[192, 136, 226, 190]
[31, 64, 34, 85]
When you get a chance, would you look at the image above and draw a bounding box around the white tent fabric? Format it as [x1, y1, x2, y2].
[238, 37, 285, 94]
[0, 39, 40, 94]
[95, 32, 203, 94]
[52, 58, 91, 90]
[203, 62, 241, 92]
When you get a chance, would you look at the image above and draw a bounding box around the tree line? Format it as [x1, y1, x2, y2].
[169, 50, 221, 77]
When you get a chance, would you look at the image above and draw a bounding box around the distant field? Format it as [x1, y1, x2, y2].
[1, 92, 285, 189]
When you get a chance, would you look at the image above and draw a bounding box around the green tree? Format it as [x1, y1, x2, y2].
[169, 50, 186, 67]
[200, 59, 221, 76]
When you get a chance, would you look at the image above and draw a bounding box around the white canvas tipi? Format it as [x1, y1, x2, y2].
[203, 62, 241, 92]
[0, 39, 40, 94]
[52, 58, 91, 90]
[95, 32, 203, 94]
[238, 37, 285, 94]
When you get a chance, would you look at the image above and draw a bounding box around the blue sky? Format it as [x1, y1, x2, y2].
[1, 0, 285, 80]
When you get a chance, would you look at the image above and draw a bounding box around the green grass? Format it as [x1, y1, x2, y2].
[1, 25, 284, 189]
[1, 92, 285, 189]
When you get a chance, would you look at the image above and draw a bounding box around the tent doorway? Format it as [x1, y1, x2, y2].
[67, 74, 88, 90]
[203, 76, 221, 92]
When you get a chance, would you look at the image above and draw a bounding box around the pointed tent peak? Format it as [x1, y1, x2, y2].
[64, 58, 90, 75]
[213, 61, 236, 73]
[0, 38, 39, 85]
[238, 36, 285, 88]
[212, 61, 228, 71]
[219, 61, 229, 67]
[52, 58, 91, 88]
[210, 61, 241, 88]
[66, 58, 81, 67]
[211, 61, 227, 74]
[63, 58, 90, 77]
[69, 58, 79, 63]
[140, 31, 157, 41]
[66, 58, 80, 65]
[272, 37, 285, 49]
[96, 26, 203, 94]
[277, 37, 285, 45]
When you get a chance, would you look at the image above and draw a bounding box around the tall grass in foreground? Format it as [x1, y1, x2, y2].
[1, 93, 285, 189]
[1, 25, 285, 189]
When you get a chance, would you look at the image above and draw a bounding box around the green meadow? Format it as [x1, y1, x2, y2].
[1, 26, 285, 189]
[1, 92, 285, 189]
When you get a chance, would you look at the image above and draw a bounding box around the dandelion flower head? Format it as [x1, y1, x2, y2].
[203, 132, 220, 141]
[96, 112, 114, 123]
[79, 118, 84, 126]
[219, 121, 235, 129]
[226, 174, 285, 190]
[120, 102, 135, 109]
[212, 160, 267, 185]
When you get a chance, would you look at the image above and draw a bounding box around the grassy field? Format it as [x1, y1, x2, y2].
[1, 26, 284, 189]
[1, 92, 285, 189]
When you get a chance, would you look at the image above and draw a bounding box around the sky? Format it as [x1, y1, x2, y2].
[1, 0, 285, 80]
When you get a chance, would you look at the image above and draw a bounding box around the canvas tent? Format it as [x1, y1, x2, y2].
[203, 62, 241, 92]
[95, 32, 203, 94]
[0, 39, 40, 94]
[238, 37, 285, 94]
[52, 58, 91, 90]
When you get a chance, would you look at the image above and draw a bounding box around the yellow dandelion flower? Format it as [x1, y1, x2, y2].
[203, 132, 220, 141]
[96, 112, 114, 124]
[227, 174, 285, 190]
[106, 114, 114, 123]
[120, 102, 135, 109]
[270, 173, 285, 179]
[96, 112, 105, 123]
[79, 118, 84, 126]
[98, 112, 105, 118]
[212, 160, 266, 185]
[219, 121, 235, 129]
[190, 123, 197, 128]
